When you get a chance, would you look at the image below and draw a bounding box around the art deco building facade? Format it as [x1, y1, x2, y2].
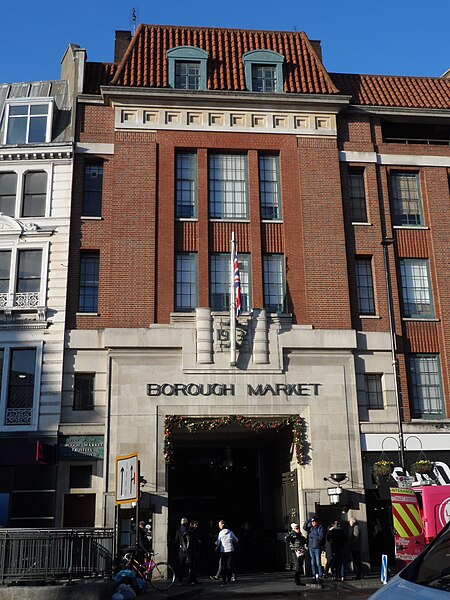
[60, 24, 449, 568]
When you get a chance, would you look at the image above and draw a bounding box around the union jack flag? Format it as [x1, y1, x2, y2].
[234, 252, 241, 317]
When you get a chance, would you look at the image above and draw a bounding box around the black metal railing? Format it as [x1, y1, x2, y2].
[0, 528, 114, 585]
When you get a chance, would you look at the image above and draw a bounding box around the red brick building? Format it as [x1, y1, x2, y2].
[60, 25, 450, 568]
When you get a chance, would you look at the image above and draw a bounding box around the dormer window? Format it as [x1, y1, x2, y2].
[4, 99, 54, 145]
[167, 47, 208, 90]
[243, 50, 284, 93]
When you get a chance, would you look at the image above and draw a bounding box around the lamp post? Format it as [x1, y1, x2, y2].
[381, 238, 406, 474]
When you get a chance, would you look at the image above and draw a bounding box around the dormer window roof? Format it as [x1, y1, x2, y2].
[3, 98, 54, 145]
[167, 46, 209, 90]
[243, 50, 284, 93]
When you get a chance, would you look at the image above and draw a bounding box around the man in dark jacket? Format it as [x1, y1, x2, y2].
[327, 521, 347, 581]
[303, 516, 324, 582]
[175, 517, 190, 584]
[285, 523, 307, 586]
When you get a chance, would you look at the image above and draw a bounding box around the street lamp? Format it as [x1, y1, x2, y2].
[381, 238, 406, 473]
[324, 473, 349, 505]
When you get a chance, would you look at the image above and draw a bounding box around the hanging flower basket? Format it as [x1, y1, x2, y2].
[371, 460, 394, 484]
[410, 459, 434, 475]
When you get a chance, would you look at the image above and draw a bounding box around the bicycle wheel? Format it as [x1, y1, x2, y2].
[149, 562, 175, 591]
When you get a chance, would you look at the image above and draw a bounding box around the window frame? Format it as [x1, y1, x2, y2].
[408, 354, 444, 419]
[263, 254, 286, 314]
[389, 171, 424, 227]
[364, 374, 384, 409]
[0, 342, 43, 431]
[243, 50, 284, 93]
[78, 251, 100, 314]
[175, 253, 198, 312]
[0, 166, 52, 218]
[348, 168, 368, 223]
[0, 241, 48, 311]
[210, 253, 251, 313]
[73, 372, 95, 411]
[259, 154, 281, 220]
[3, 98, 54, 145]
[355, 257, 376, 316]
[82, 162, 103, 218]
[175, 152, 197, 219]
[167, 46, 208, 90]
[209, 153, 248, 220]
[399, 258, 434, 319]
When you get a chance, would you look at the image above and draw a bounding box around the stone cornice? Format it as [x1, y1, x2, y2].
[0, 143, 73, 162]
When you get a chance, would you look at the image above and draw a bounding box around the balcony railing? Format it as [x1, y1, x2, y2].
[0, 292, 41, 309]
[5, 407, 32, 425]
[0, 528, 114, 584]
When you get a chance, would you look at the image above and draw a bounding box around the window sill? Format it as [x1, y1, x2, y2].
[261, 219, 283, 224]
[402, 317, 440, 322]
[176, 218, 198, 222]
[209, 219, 250, 223]
[76, 312, 99, 316]
[359, 315, 380, 319]
[352, 222, 372, 226]
[81, 216, 103, 220]
[393, 225, 429, 230]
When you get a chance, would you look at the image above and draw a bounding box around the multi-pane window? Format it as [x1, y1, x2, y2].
[209, 154, 248, 219]
[83, 163, 103, 217]
[263, 254, 285, 313]
[210, 253, 250, 312]
[252, 64, 277, 92]
[0, 248, 43, 309]
[399, 259, 433, 319]
[0, 173, 17, 217]
[356, 258, 375, 315]
[73, 373, 95, 411]
[5, 102, 52, 145]
[0, 170, 47, 218]
[5, 348, 37, 426]
[409, 354, 444, 418]
[176, 153, 197, 218]
[175, 253, 197, 311]
[364, 374, 383, 409]
[22, 171, 47, 217]
[79, 252, 99, 313]
[348, 169, 367, 222]
[390, 172, 423, 226]
[175, 62, 201, 90]
[259, 155, 281, 220]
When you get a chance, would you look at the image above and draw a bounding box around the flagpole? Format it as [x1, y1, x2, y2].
[230, 231, 236, 367]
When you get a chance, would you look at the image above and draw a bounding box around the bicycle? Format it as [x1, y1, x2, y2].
[122, 551, 176, 591]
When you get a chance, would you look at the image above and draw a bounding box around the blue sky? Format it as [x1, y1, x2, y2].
[2, 0, 449, 84]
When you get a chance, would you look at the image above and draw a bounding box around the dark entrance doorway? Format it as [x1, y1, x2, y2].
[63, 493, 95, 527]
[167, 423, 292, 574]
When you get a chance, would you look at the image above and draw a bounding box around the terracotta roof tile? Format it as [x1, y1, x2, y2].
[330, 72, 450, 110]
[83, 23, 339, 95]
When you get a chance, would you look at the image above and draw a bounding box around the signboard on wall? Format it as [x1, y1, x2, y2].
[115, 452, 139, 505]
[58, 435, 104, 460]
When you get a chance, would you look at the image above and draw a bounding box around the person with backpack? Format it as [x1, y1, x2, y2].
[303, 515, 325, 583]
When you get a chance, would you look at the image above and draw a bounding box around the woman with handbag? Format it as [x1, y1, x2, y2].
[285, 523, 307, 586]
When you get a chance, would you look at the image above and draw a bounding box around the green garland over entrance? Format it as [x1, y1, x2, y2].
[163, 414, 305, 465]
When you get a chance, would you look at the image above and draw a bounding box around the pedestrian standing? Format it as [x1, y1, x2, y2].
[187, 520, 200, 584]
[216, 519, 238, 586]
[348, 517, 363, 579]
[285, 523, 307, 586]
[327, 520, 347, 581]
[175, 517, 190, 585]
[303, 515, 324, 583]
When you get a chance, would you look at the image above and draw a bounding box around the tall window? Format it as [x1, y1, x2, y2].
[209, 154, 248, 219]
[409, 354, 444, 418]
[390, 172, 423, 226]
[263, 254, 285, 313]
[5, 102, 52, 145]
[0, 248, 43, 309]
[22, 171, 47, 217]
[356, 258, 375, 315]
[399, 259, 433, 319]
[210, 253, 250, 312]
[79, 252, 99, 313]
[5, 348, 37, 426]
[175, 253, 197, 311]
[364, 374, 383, 409]
[252, 64, 277, 92]
[73, 373, 95, 411]
[348, 169, 367, 222]
[175, 62, 201, 90]
[0, 173, 17, 217]
[176, 153, 197, 218]
[83, 163, 103, 217]
[259, 154, 281, 220]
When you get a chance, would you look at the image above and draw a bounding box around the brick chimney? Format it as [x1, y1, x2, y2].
[114, 30, 132, 63]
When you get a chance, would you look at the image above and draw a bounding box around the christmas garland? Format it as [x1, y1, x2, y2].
[163, 414, 305, 465]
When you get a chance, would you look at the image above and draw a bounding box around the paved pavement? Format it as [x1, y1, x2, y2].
[139, 571, 384, 600]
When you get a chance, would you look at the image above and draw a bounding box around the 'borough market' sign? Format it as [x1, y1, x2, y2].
[147, 382, 321, 397]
